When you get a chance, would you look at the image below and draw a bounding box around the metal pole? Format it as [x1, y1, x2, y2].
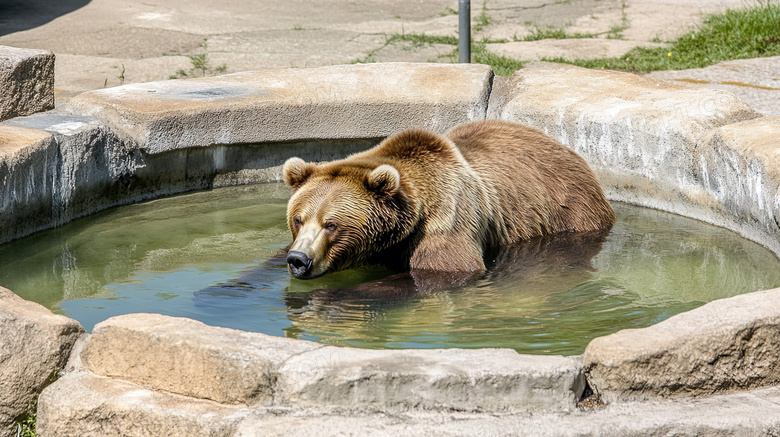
[458, 0, 471, 63]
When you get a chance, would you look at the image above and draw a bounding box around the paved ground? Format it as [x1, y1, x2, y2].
[649, 56, 780, 116]
[2, 0, 777, 115]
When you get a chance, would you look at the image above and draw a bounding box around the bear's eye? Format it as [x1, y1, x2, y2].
[293, 216, 303, 228]
[324, 221, 338, 232]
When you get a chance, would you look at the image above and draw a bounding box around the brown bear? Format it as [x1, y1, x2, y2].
[282, 120, 615, 281]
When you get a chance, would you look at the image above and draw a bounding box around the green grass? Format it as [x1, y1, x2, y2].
[606, 22, 626, 40]
[366, 32, 524, 76]
[545, 1, 780, 72]
[521, 25, 595, 41]
[471, 43, 525, 75]
[606, 0, 628, 40]
[170, 39, 227, 79]
[474, 1, 492, 32]
[16, 412, 36, 437]
[384, 33, 459, 47]
[13, 369, 62, 437]
[353, 0, 523, 73]
[440, 6, 458, 17]
[352, 33, 459, 63]
[15, 390, 42, 437]
[445, 40, 525, 75]
[355, 1, 779, 76]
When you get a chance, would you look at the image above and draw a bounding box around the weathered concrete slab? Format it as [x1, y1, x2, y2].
[697, 116, 780, 250]
[0, 286, 84, 437]
[277, 346, 584, 412]
[79, 313, 583, 413]
[81, 313, 320, 405]
[487, 62, 778, 254]
[235, 385, 780, 437]
[0, 113, 132, 245]
[63, 63, 494, 154]
[37, 371, 250, 437]
[584, 287, 780, 403]
[37, 368, 780, 437]
[0, 124, 53, 157]
[0, 46, 55, 121]
[0, 120, 60, 247]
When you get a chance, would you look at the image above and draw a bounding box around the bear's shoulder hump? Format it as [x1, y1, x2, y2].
[379, 129, 458, 160]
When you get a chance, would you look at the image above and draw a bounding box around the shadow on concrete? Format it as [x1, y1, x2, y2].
[0, 0, 90, 36]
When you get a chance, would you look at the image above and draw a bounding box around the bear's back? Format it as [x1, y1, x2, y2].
[445, 120, 615, 242]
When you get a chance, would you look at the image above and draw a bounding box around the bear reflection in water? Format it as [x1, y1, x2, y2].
[288, 228, 610, 317]
[194, 227, 609, 323]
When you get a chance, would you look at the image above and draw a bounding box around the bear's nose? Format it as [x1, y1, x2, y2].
[287, 250, 313, 278]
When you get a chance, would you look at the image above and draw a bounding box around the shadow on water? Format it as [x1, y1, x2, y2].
[0, 0, 91, 36]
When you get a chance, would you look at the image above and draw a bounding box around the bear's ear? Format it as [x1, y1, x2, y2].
[283, 157, 316, 190]
[366, 164, 400, 198]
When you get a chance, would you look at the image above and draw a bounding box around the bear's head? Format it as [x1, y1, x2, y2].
[282, 157, 417, 279]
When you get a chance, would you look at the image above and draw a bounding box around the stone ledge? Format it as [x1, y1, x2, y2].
[235, 385, 780, 437]
[38, 370, 780, 437]
[584, 287, 780, 403]
[62, 63, 494, 154]
[277, 346, 583, 412]
[0, 46, 55, 122]
[699, 116, 780, 254]
[0, 287, 84, 437]
[79, 313, 582, 413]
[81, 314, 320, 405]
[37, 371, 250, 437]
[0, 124, 53, 157]
[0, 114, 129, 245]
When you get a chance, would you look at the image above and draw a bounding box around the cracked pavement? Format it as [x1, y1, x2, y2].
[0, 0, 756, 106]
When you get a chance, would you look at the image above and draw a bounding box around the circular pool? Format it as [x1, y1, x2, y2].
[2, 182, 777, 355]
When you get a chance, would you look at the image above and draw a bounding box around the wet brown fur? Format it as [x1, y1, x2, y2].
[284, 120, 615, 277]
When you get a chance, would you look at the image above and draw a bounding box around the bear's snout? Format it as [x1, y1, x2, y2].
[287, 250, 314, 278]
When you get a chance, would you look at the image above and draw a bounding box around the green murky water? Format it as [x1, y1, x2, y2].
[1, 183, 779, 355]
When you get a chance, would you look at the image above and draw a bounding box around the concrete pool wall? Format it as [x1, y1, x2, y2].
[1, 52, 780, 436]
